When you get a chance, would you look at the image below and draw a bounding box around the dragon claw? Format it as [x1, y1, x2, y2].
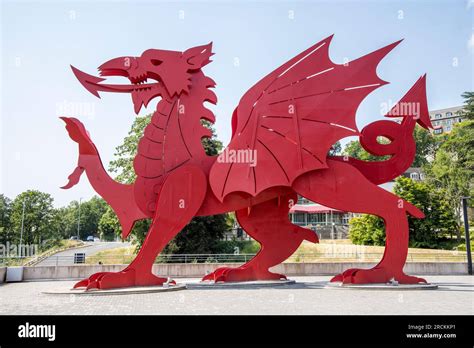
[73, 279, 90, 289]
[86, 280, 100, 291]
[331, 267, 427, 285]
[202, 267, 287, 283]
[73, 270, 171, 290]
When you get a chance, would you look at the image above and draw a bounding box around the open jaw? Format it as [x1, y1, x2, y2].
[71, 65, 163, 114]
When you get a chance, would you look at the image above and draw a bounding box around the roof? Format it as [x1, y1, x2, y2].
[290, 204, 346, 214]
[429, 106, 463, 118]
[404, 167, 423, 174]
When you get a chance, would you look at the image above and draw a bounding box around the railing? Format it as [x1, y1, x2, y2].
[0, 251, 469, 266]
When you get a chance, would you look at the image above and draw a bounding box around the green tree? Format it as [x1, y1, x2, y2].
[108, 115, 230, 253]
[9, 190, 56, 246]
[423, 92, 474, 240]
[98, 206, 121, 241]
[412, 125, 440, 167]
[394, 176, 457, 247]
[349, 214, 385, 246]
[460, 91, 474, 121]
[0, 194, 12, 245]
[161, 216, 227, 256]
[328, 141, 342, 156]
[72, 196, 108, 239]
[55, 196, 108, 240]
[424, 125, 473, 240]
[52, 204, 78, 239]
[109, 116, 151, 184]
[50, 206, 73, 240]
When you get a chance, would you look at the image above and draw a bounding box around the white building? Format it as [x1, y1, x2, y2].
[429, 106, 464, 134]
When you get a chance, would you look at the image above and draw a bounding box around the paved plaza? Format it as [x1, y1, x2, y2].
[0, 276, 472, 315]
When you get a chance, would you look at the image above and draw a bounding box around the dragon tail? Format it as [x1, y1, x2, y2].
[334, 75, 433, 185]
[59, 117, 98, 189]
[59, 117, 147, 239]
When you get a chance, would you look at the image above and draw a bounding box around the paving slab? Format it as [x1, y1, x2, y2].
[0, 276, 472, 315]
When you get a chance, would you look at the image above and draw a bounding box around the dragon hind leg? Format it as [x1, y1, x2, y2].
[74, 165, 207, 290]
[202, 192, 318, 283]
[293, 158, 427, 285]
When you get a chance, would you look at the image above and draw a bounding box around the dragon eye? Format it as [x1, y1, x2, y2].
[151, 59, 163, 66]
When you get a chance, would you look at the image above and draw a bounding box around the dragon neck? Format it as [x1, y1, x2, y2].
[150, 70, 217, 166]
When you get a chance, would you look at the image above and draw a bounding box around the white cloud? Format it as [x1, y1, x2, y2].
[468, 33, 474, 51]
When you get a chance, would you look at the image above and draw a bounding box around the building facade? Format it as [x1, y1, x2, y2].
[429, 106, 463, 135]
[289, 196, 352, 240]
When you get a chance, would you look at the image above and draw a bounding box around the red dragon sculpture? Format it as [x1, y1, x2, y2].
[61, 35, 433, 290]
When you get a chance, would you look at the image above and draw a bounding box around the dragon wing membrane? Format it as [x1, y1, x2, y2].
[210, 35, 402, 201]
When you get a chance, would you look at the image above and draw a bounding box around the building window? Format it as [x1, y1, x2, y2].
[419, 173, 425, 180]
[434, 129, 443, 134]
[410, 172, 419, 180]
[446, 119, 452, 125]
[293, 213, 306, 224]
[435, 113, 442, 119]
[308, 213, 326, 224]
[458, 118, 463, 123]
[445, 126, 451, 132]
[446, 112, 452, 117]
[342, 214, 350, 225]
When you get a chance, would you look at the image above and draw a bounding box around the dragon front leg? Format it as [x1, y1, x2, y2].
[202, 192, 318, 283]
[74, 164, 207, 290]
[293, 158, 427, 285]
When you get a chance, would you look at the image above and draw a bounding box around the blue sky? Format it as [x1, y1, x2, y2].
[1, 0, 473, 207]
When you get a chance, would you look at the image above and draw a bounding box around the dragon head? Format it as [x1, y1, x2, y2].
[71, 43, 213, 114]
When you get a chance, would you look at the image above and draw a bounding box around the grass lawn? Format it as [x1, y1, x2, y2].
[287, 240, 467, 262]
[86, 246, 135, 265]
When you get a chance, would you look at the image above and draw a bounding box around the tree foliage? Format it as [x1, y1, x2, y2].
[349, 214, 385, 246]
[423, 93, 474, 239]
[328, 141, 342, 156]
[0, 194, 13, 245]
[56, 196, 108, 239]
[460, 91, 474, 121]
[394, 176, 457, 247]
[98, 206, 121, 241]
[412, 125, 440, 167]
[9, 190, 56, 246]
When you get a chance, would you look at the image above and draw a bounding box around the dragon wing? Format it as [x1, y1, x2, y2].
[210, 35, 402, 201]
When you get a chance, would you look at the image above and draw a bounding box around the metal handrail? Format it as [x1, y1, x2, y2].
[0, 251, 469, 266]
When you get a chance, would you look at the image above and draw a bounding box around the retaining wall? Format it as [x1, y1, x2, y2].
[19, 262, 468, 281]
